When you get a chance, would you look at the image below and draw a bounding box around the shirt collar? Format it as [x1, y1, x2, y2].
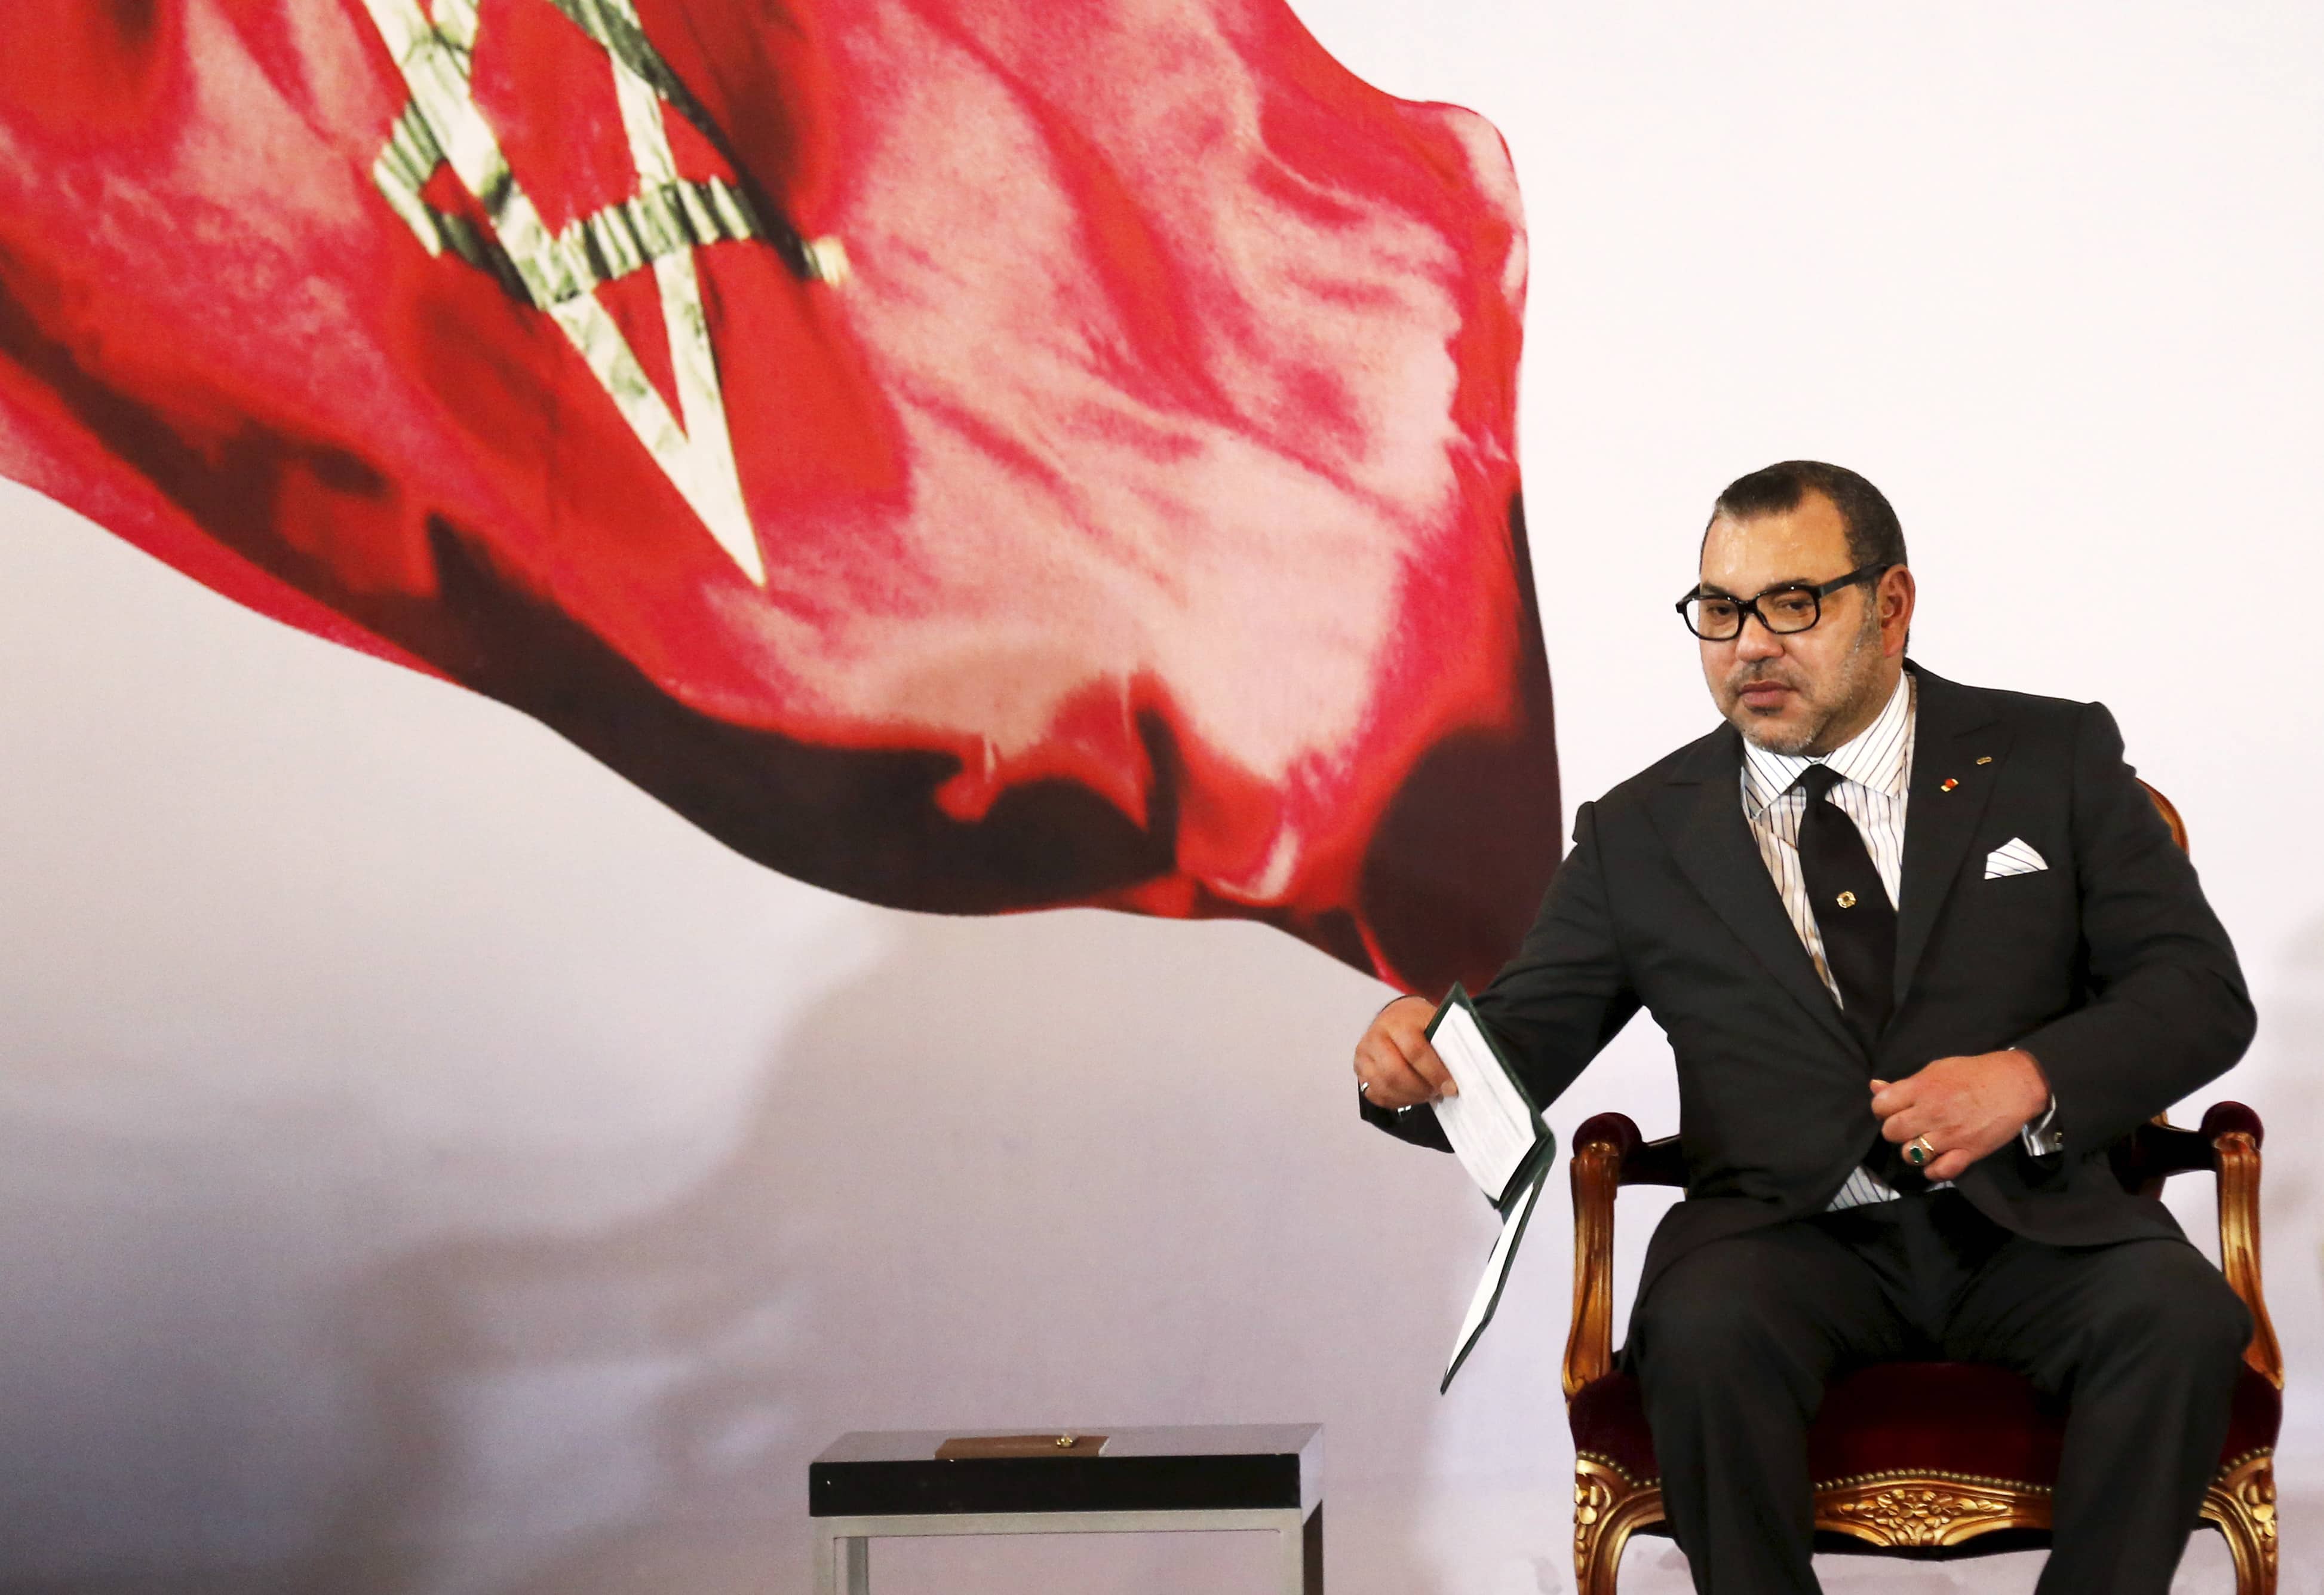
[1740, 669, 1915, 818]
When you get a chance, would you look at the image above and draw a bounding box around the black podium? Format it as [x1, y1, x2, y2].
[809, 1425, 1323, 1593]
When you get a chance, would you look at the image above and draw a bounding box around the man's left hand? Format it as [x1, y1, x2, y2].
[1870, 1050, 2052, 1183]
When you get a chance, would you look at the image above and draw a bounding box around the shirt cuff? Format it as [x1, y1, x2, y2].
[2018, 1094, 2063, 1156]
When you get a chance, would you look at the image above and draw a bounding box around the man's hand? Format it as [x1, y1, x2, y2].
[1870, 1050, 2052, 1182]
[1353, 994, 1459, 1109]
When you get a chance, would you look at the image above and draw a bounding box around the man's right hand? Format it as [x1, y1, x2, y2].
[1352, 994, 1458, 1109]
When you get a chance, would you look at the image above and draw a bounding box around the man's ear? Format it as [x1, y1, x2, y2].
[1880, 565, 1917, 655]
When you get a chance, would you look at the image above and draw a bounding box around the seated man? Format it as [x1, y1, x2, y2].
[1352, 461, 2254, 1595]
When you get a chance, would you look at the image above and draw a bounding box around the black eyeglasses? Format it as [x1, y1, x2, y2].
[1676, 562, 1893, 640]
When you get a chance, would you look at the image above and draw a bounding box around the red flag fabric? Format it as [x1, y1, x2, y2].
[0, 0, 1556, 994]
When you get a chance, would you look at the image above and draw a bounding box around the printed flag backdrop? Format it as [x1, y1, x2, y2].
[0, 0, 1557, 994]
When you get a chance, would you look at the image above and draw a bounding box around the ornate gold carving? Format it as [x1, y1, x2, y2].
[1574, 1453, 2275, 1593]
[1818, 1475, 2041, 1548]
[2203, 1450, 2277, 1595]
[1572, 1456, 1664, 1595]
[1562, 1142, 1622, 1398]
[1574, 1450, 1646, 1489]
[1574, 1470, 1615, 1558]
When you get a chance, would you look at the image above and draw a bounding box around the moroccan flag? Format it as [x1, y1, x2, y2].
[0, 0, 1557, 995]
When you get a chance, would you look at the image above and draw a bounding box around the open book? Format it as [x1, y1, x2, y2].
[1425, 984, 1557, 1391]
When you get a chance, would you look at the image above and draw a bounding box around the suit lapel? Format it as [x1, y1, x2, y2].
[1892, 665, 2011, 1007]
[1647, 728, 1862, 1057]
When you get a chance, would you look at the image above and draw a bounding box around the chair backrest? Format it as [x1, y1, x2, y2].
[2139, 778, 2189, 850]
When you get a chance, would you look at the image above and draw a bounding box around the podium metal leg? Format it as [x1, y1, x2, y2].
[1271, 1504, 1325, 1594]
[812, 1526, 868, 1595]
[1300, 1502, 1324, 1595]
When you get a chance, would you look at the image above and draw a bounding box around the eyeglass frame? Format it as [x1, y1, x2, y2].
[1674, 560, 1897, 641]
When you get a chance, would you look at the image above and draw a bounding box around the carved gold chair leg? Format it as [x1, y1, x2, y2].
[2202, 1450, 2278, 1595]
[1573, 1455, 1664, 1595]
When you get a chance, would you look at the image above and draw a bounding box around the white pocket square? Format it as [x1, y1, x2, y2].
[1985, 838, 2047, 879]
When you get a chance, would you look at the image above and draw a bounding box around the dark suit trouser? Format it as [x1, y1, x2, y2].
[1628, 1190, 2251, 1595]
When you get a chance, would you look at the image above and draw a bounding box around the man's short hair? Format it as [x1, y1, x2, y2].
[1709, 461, 1908, 572]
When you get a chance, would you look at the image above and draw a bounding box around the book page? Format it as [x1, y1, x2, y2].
[1441, 1160, 1548, 1391]
[1429, 1001, 1541, 1201]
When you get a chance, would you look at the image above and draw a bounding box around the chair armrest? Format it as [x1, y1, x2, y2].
[2108, 1116, 2214, 1195]
[1623, 1133, 1688, 1188]
[1562, 1113, 1636, 1398]
[2204, 1103, 2283, 1389]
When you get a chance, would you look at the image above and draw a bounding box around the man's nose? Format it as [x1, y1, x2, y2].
[1733, 614, 1785, 661]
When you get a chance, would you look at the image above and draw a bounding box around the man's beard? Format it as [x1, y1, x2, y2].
[1723, 613, 1888, 756]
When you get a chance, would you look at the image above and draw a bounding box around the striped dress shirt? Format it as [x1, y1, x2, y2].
[1737, 672, 2059, 1210]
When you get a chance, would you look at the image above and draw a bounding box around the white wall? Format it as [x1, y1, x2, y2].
[2, 4, 2317, 1593]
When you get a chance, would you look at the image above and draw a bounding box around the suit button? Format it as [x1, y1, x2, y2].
[1836, 890, 1858, 908]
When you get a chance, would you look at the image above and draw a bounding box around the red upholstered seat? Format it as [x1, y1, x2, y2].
[1570, 1359, 2282, 1489]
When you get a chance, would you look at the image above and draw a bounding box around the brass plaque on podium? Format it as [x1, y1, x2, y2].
[935, 1433, 1109, 1459]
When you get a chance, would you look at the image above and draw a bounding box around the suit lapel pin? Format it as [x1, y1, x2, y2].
[1976, 755, 1994, 765]
[1940, 777, 1958, 792]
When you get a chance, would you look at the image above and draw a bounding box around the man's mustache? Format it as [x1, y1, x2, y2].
[1726, 664, 1808, 695]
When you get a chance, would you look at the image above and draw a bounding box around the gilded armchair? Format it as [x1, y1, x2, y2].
[1561, 783, 2282, 1593]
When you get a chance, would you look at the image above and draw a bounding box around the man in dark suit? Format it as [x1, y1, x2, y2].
[1351, 461, 2254, 1594]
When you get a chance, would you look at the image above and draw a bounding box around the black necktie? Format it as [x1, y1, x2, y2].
[1793, 765, 1922, 1191]
[1793, 763, 1896, 1047]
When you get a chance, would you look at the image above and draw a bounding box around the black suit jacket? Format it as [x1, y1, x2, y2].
[1365, 664, 2255, 1302]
